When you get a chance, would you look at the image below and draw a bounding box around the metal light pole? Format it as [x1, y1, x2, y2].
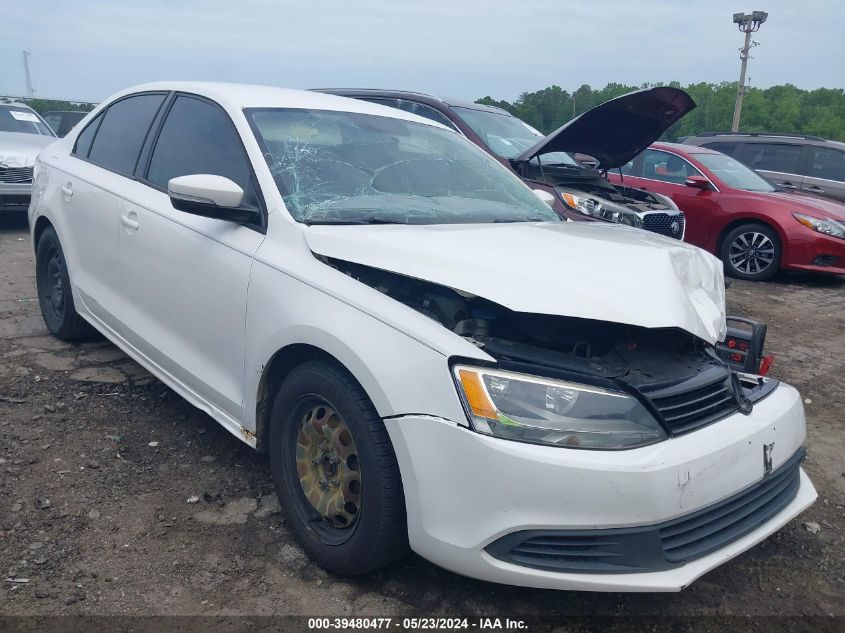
[731, 11, 767, 132]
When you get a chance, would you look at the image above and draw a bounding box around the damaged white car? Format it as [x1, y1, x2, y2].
[30, 82, 816, 592]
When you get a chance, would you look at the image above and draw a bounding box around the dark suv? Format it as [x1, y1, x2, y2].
[682, 133, 845, 204]
[317, 88, 692, 240]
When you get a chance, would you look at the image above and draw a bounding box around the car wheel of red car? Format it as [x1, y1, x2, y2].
[720, 223, 782, 281]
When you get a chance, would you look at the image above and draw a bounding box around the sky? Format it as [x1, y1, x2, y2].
[1, 0, 843, 104]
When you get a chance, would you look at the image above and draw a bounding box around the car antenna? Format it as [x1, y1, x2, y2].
[537, 154, 547, 182]
[618, 166, 624, 184]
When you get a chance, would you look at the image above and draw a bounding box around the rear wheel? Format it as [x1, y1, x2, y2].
[35, 226, 94, 340]
[720, 223, 781, 281]
[268, 360, 408, 575]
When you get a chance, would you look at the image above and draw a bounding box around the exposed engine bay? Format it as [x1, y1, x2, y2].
[327, 257, 727, 391]
[515, 162, 686, 239]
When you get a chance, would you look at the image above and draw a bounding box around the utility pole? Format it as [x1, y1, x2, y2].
[21, 50, 35, 98]
[731, 11, 767, 132]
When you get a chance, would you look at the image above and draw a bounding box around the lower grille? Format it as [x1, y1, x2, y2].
[659, 448, 803, 562]
[486, 448, 804, 574]
[813, 255, 839, 267]
[0, 194, 31, 210]
[642, 212, 685, 239]
[640, 365, 739, 435]
[0, 166, 34, 184]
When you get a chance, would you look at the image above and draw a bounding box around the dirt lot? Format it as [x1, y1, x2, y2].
[1, 213, 843, 626]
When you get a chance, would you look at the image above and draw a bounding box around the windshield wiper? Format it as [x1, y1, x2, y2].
[305, 216, 408, 226]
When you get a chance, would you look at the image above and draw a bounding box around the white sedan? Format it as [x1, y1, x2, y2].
[29, 82, 816, 591]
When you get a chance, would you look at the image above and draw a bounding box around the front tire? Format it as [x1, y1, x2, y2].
[268, 360, 408, 575]
[720, 223, 781, 281]
[35, 226, 94, 340]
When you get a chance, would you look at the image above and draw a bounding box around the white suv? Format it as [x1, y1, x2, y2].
[29, 82, 816, 591]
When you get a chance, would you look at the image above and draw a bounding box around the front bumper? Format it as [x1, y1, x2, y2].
[784, 229, 845, 275]
[0, 182, 32, 212]
[385, 382, 816, 591]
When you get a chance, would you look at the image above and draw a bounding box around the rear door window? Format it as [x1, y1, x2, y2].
[805, 147, 845, 182]
[736, 142, 803, 174]
[87, 94, 166, 176]
[700, 141, 739, 157]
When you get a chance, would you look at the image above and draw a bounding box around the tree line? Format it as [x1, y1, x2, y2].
[476, 82, 845, 141]
[18, 82, 845, 143]
[23, 99, 95, 115]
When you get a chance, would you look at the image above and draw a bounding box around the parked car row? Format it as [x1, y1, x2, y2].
[318, 87, 690, 239]
[28, 81, 816, 592]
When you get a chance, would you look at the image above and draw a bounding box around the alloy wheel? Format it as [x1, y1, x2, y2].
[728, 231, 776, 275]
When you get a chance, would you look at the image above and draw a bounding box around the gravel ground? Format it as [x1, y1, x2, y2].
[1, 213, 843, 628]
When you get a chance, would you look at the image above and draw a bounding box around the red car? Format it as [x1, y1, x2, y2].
[608, 143, 845, 280]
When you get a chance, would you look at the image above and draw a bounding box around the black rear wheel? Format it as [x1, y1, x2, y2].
[35, 226, 94, 340]
[268, 360, 408, 575]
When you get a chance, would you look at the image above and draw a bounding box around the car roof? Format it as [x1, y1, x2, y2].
[102, 82, 449, 129]
[312, 88, 512, 115]
[684, 132, 845, 150]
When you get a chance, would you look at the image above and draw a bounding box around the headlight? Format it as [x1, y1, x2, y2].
[793, 212, 845, 239]
[453, 365, 666, 449]
[559, 190, 644, 229]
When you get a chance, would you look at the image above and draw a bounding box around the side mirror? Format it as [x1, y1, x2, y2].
[684, 175, 712, 190]
[168, 174, 258, 223]
[533, 188, 557, 208]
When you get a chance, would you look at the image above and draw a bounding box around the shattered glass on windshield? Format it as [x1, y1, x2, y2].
[247, 108, 560, 225]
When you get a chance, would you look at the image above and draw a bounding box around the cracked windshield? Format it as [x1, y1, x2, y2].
[247, 108, 560, 225]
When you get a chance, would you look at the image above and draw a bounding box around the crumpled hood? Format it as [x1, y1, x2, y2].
[305, 221, 727, 344]
[0, 132, 56, 168]
[512, 87, 696, 169]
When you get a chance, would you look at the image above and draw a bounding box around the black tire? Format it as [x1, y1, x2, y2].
[268, 360, 408, 575]
[720, 222, 782, 281]
[35, 226, 94, 340]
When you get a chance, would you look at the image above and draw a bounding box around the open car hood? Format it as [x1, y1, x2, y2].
[511, 87, 696, 169]
[305, 222, 726, 344]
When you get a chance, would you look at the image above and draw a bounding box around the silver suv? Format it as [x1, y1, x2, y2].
[682, 132, 845, 204]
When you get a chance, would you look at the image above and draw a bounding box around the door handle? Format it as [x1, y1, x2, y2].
[778, 181, 797, 190]
[120, 214, 140, 232]
[61, 183, 73, 198]
[806, 185, 825, 193]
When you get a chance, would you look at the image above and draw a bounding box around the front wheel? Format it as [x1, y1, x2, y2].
[268, 360, 408, 575]
[720, 223, 782, 281]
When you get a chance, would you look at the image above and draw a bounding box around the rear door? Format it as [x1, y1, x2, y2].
[735, 141, 805, 191]
[799, 145, 845, 202]
[118, 93, 265, 421]
[621, 148, 720, 248]
[56, 93, 166, 333]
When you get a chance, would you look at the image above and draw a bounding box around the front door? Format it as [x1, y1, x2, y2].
[118, 94, 266, 422]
